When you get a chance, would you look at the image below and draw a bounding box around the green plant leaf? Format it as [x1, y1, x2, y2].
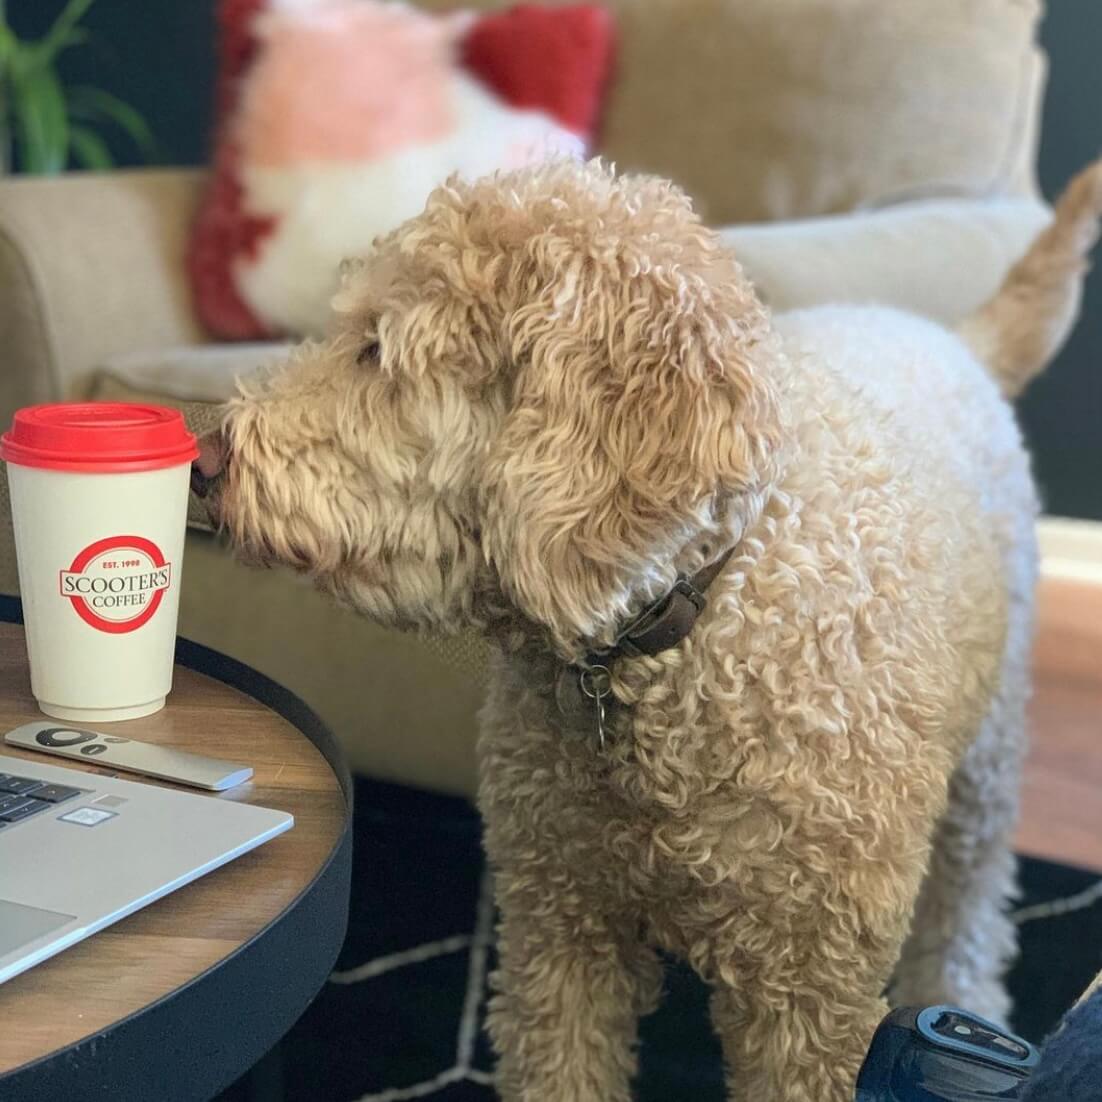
[11, 64, 69, 173]
[10, 83, 48, 173]
[26, 27, 92, 72]
[68, 122, 112, 170]
[67, 85, 155, 160]
[38, 0, 97, 63]
[29, 66, 68, 172]
[0, 25, 17, 72]
[4, 36, 32, 81]
[58, 27, 91, 51]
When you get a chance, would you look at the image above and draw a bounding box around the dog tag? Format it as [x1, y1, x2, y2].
[579, 665, 612, 751]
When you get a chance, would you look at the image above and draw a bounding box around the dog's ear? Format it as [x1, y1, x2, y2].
[479, 182, 782, 659]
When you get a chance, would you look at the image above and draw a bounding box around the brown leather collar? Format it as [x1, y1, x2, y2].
[590, 546, 734, 664]
[555, 546, 735, 724]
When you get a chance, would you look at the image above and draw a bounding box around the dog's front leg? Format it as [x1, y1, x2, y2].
[708, 915, 900, 1102]
[487, 876, 661, 1102]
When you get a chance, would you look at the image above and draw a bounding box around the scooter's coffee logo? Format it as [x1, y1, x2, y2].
[59, 535, 171, 634]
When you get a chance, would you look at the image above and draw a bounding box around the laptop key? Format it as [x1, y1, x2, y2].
[0, 798, 48, 822]
[0, 776, 42, 796]
[26, 784, 81, 804]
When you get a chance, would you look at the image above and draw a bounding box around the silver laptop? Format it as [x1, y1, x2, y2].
[0, 752, 293, 985]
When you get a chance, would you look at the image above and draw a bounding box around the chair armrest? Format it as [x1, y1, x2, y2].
[722, 196, 1052, 325]
[0, 169, 208, 425]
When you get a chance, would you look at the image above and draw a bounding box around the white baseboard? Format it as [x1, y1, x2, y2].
[1039, 516, 1102, 585]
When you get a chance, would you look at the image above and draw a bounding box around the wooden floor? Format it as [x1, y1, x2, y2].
[1017, 577, 1102, 873]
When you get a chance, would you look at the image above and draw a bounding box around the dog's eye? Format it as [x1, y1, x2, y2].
[357, 341, 380, 365]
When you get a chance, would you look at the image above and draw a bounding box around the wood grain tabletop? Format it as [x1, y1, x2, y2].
[0, 622, 348, 1078]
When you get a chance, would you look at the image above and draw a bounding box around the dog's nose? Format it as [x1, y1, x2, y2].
[191, 429, 229, 498]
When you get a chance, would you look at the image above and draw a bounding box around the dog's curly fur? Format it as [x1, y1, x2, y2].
[203, 159, 1102, 1101]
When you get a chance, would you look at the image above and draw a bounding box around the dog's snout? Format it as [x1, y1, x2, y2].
[191, 429, 230, 498]
[196, 429, 229, 478]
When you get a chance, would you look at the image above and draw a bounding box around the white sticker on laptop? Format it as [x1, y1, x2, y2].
[59, 807, 117, 827]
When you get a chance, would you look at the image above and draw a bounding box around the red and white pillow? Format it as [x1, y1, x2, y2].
[188, 0, 616, 339]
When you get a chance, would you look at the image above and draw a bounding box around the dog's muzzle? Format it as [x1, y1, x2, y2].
[190, 429, 230, 524]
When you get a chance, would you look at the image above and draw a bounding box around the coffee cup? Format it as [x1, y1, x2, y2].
[1, 403, 198, 721]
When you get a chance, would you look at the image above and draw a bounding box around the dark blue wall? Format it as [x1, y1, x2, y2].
[9, 0, 216, 166]
[1028, 0, 1102, 520]
[8, 0, 1101, 518]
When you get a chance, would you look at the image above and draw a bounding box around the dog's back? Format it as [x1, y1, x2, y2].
[775, 305, 1031, 511]
[767, 157, 1102, 717]
[775, 303, 1036, 564]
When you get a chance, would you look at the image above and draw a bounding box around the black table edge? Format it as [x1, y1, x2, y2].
[0, 594, 354, 1102]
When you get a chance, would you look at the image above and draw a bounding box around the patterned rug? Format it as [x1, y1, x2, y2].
[219, 776, 1102, 1102]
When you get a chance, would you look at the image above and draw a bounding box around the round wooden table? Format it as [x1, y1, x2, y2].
[0, 598, 352, 1102]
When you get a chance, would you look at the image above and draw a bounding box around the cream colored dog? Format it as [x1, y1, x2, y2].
[196, 159, 1102, 1101]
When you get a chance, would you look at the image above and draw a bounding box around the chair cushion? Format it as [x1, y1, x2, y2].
[94, 341, 291, 404]
[722, 196, 1050, 323]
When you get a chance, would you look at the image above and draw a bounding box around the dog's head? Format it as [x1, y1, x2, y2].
[201, 161, 782, 658]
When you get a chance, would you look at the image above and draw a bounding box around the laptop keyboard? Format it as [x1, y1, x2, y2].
[0, 772, 84, 828]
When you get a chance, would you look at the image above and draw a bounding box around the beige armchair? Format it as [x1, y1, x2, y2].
[0, 0, 1053, 795]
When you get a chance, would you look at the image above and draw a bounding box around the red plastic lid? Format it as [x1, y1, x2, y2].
[1, 403, 200, 473]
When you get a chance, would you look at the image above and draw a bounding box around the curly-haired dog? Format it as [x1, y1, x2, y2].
[195, 159, 1102, 1101]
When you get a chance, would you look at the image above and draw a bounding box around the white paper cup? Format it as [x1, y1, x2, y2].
[1, 404, 198, 722]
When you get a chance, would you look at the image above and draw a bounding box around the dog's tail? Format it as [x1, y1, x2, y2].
[958, 158, 1102, 399]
